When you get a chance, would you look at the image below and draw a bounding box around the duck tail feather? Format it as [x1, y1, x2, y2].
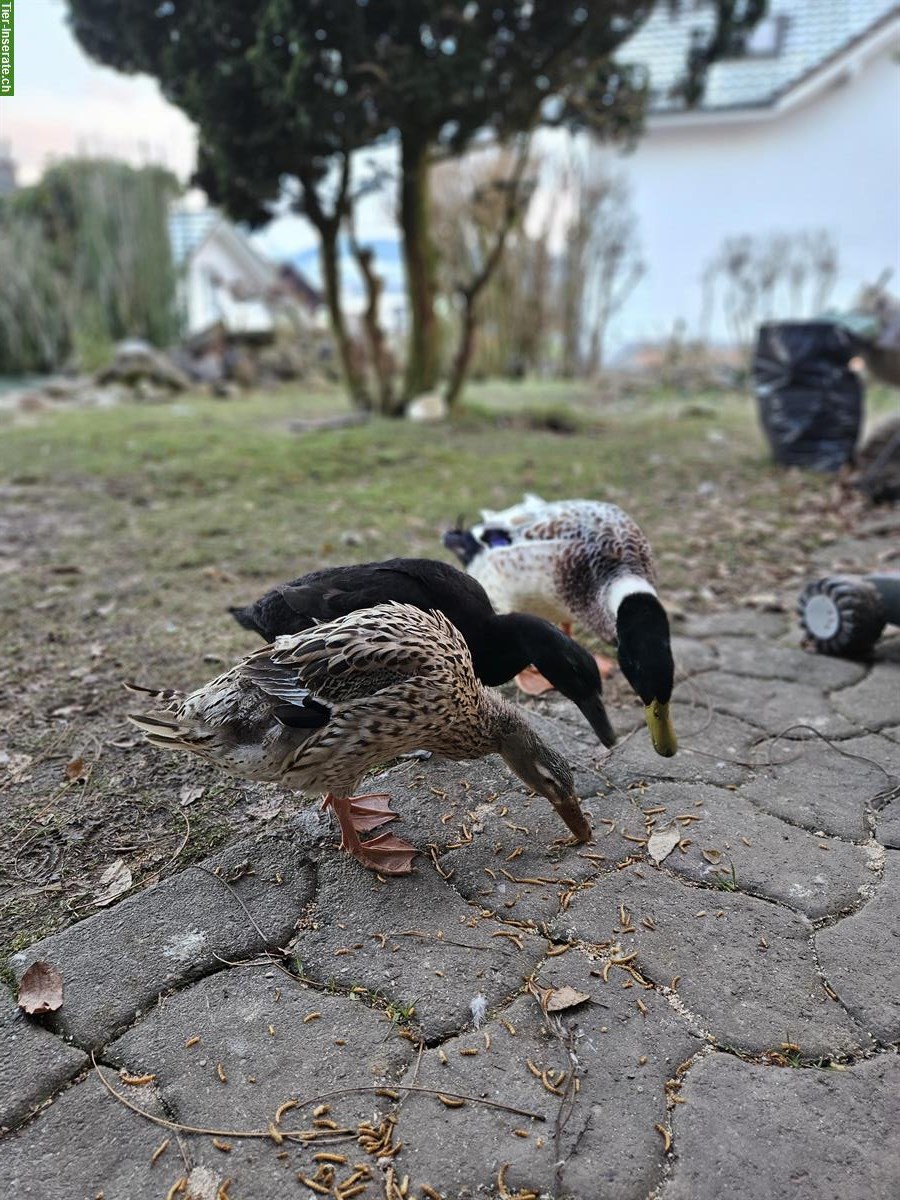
[123, 681, 184, 705]
[127, 711, 185, 737]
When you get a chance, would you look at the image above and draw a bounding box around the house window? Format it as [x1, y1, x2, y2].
[727, 14, 790, 60]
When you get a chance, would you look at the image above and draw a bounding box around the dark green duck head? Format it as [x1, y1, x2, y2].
[615, 593, 677, 757]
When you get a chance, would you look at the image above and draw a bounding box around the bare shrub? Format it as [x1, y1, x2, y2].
[702, 229, 839, 354]
[555, 160, 645, 376]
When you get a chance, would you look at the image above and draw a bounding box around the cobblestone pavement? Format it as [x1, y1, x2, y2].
[3, 520, 899, 1199]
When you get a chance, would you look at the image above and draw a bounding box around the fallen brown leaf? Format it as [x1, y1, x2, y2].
[545, 985, 591, 1013]
[65, 756, 88, 783]
[17, 961, 64, 1014]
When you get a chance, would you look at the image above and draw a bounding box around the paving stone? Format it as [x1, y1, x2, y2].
[440, 786, 642, 926]
[832, 661, 900, 731]
[710, 637, 868, 689]
[548, 672, 722, 748]
[816, 850, 900, 1043]
[670, 634, 720, 676]
[0, 1073, 175, 1200]
[739, 742, 891, 841]
[556, 867, 868, 1056]
[694, 672, 861, 739]
[839, 728, 900, 780]
[395, 950, 699, 1200]
[662, 1051, 900, 1200]
[109, 967, 414, 1196]
[604, 707, 759, 789]
[876, 793, 900, 848]
[3, 656, 895, 1196]
[0, 991, 87, 1130]
[874, 632, 900, 665]
[9, 835, 315, 1047]
[812, 534, 898, 572]
[637, 782, 872, 920]
[289, 855, 545, 1039]
[678, 609, 791, 640]
[526, 686, 648, 757]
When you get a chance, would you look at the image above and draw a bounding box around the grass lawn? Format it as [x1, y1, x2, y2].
[0, 378, 895, 958]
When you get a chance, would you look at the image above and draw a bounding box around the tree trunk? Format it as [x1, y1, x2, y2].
[443, 137, 533, 407]
[319, 229, 369, 409]
[350, 239, 402, 415]
[400, 138, 440, 400]
[445, 297, 478, 409]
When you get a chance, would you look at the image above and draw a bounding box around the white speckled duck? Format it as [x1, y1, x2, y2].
[128, 603, 590, 875]
[444, 495, 677, 757]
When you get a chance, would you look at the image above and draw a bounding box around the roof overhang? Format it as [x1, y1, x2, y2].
[645, 10, 900, 132]
[192, 218, 279, 289]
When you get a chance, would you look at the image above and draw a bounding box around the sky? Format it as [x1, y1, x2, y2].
[1, 0, 197, 182]
[0, 0, 397, 260]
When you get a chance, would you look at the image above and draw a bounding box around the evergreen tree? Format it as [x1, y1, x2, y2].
[67, 1, 764, 402]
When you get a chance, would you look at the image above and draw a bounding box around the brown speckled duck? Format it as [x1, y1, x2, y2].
[444, 495, 677, 757]
[129, 603, 590, 874]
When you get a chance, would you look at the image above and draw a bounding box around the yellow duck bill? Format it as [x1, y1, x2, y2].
[644, 700, 678, 757]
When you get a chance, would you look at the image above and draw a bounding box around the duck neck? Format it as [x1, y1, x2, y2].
[615, 591, 674, 706]
[607, 574, 658, 619]
[473, 613, 535, 684]
[468, 690, 521, 756]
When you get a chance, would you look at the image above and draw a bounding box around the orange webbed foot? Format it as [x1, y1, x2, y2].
[515, 666, 556, 696]
[346, 832, 418, 875]
[326, 793, 417, 875]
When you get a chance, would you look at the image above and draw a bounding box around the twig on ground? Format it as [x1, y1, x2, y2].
[92, 1054, 546, 1130]
[165, 810, 191, 869]
[193, 863, 276, 948]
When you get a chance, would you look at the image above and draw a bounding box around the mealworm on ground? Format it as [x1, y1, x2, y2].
[150, 1138, 170, 1164]
[275, 1099, 298, 1124]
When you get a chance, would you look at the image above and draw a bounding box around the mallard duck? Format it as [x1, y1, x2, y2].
[129, 603, 590, 875]
[229, 557, 616, 748]
[443, 496, 677, 757]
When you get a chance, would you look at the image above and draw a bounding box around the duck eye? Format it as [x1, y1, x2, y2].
[482, 529, 512, 548]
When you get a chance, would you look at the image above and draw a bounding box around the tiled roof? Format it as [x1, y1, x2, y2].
[620, 0, 900, 113]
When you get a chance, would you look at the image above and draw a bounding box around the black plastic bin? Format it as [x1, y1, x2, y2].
[752, 321, 863, 471]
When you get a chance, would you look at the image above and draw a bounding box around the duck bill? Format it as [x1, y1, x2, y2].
[645, 700, 677, 757]
[575, 694, 617, 749]
[442, 529, 480, 566]
[550, 793, 592, 843]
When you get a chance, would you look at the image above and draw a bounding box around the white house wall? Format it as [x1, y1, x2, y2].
[185, 229, 275, 337]
[601, 41, 900, 358]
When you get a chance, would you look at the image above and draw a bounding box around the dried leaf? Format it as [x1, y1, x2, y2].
[17, 961, 64, 1014]
[65, 756, 88, 783]
[179, 785, 205, 807]
[94, 859, 133, 906]
[545, 985, 591, 1013]
[647, 824, 681, 865]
